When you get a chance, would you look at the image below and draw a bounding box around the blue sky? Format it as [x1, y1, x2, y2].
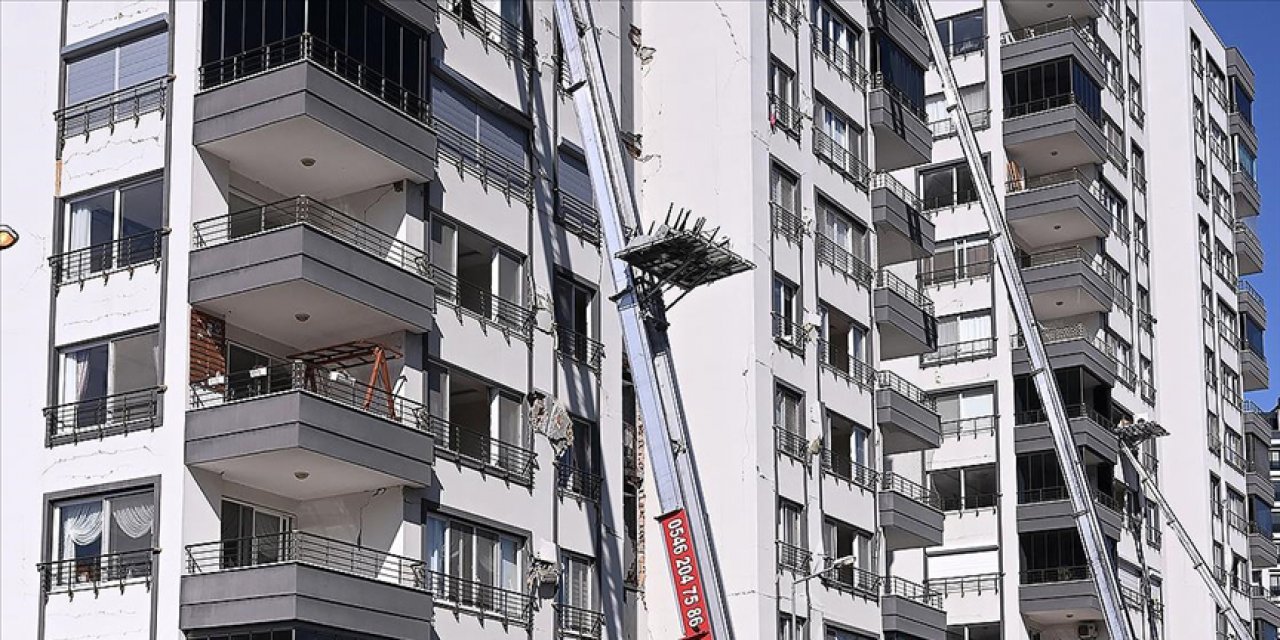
[1200, 0, 1277, 407]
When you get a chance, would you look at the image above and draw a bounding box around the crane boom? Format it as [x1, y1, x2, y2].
[913, 1, 1134, 638]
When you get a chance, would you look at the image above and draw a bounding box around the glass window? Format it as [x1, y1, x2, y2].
[812, 0, 862, 72]
[554, 274, 595, 339]
[935, 10, 984, 57]
[62, 177, 164, 277]
[1002, 57, 1101, 123]
[871, 34, 926, 114]
[774, 383, 804, 437]
[770, 59, 797, 105]
[771, 164, 800, 213]
[58, 330, 160, 425]
[66, 30, 168, 106]
[426, 514, 523, 602]
[1236, 141, 1258, 179]
[918, 235, 991, 285]
[52, 489, 156, 585]
[561, 553, 596, 610]
[773, 275, 801, 343]
[818, 198, 868, 261]
[1232, 78, 1253, 125]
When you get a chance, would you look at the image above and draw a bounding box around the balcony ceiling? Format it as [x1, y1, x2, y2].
[1006, 131, 1100, 177]
[196, 448, 405, 501]
[1011, 210, 1105, 248]
[1005, 0, 1100, 30]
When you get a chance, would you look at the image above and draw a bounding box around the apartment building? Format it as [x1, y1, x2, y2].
[0, 1, 642, 639]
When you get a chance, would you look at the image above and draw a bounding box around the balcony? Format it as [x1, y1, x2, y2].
[423, 415, 535, 486]
[1251, 522, 1279, 569]
[556, 327, 605, 374]
[1236, 221, 1264, 276]
[1012, 325, 1118, 386]
[1241, 343, 1270, 393]
[769, 93, 805, 140]
[190, 198, 434, 350]
[431, 266, 534, 341]
[1002, 0, 1100, 32]
[1238, 280, 1267, 328]
[871, 173, 935, 264]
[777, 540, 812, 574]
[1244, 401, 1272, 443]
[1229, 109, 1257, 155]
[186, 360, 434, 499]
[874, 269, 938, 359]
[1014, 404, 1119, 461]
[1004, 95, 1106, 176]
[1253, 586, 1280, 628]
[1006, 168, 1111, 248]
[813, 127, 871, 188]
[882, 576, 947, 640]
[928, 109, 991, 140]
[880, 472, 944, 549]
[1017, 247, 1114, 321]
[1016, 485, 1124, 540]
[869, 74, 933, 171]
[180, 532, 432, 639]
[1227, 48, 1257, 108]
[1019, 565, 1102, 624]
[43, 386, 163, 447]
[869, 0, 931, 68]
[1001, 18, 1106, 89]
[195, 34, 436, 199]
[557, 604, 605, 639]
[1233, 164, 1262, 217]
[876, 371, 942, 454]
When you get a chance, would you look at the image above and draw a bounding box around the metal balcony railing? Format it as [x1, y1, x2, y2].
[435, 117, 533, 200]
[431, 267, 533, 340]
[557, 604, 605, 638]
[555, 326, 605, 373]
[1017, 485, 1070, 504]
[939, 35, 987, 59]
[39, 549, 155, 593]
[884, 575, 944, 609]
[775, 426, 810, 461]
[876, 370, 937, 411]
[1214, 195, 1235, 227]
[1130, 95, 1146, 128]
[1006, 166, 1107, 207]
[1226, 509, 1249, 535]
[50, 229, 165, 285]
[1003, 90, 1101, 126]
[882, 471, 943, 509]
[1014, 403, 1112, 429]
[871, 0, 925, 28]
[554, 189, 602, 246]
[1022, 565, 1090, 585]
[56, 76, 169, 143]
[922, 338, 997, 366]
[820, 449, 879, 491]
[773, 312, 805, 353]
[557, 464, 603, 502]
[428, 569, 534, 626]
[1016, 245, 1108, 281]
[918, 258, 992, 287]
[185, 531, 426, 589]
[423, 415, 536, 485]
[769, 0, 802, 30]
[777, 540, 812, 573]
[1209, 81, 1229, 112]
[1224, 446, 1248, 473]
[815, 234, 874, 286]
[441, 0, 533, 62]
[192, 196, 430, 278]
[812, 128, 871, 188]
[1238, 278, 1266, 309]
[1106, 137, 1129, 174]
[941, 415, 997, 438]
[198, 34, 430, 124]
[769, 93, 805, 138]
[928, 573, 1001, 597]
[44, 386, 163, 447]
[870, 172, 925, 213]
[876, 269, 933, 312]
[869, 72, 927, 122]
[810, 26, 869, 89]
[928, 109, 990, 139]
[939, 492, 998, 512]
[1234, 162, 1259, 192]
[1236, 221, 1262, 253]
[1002, 15, 1100, 53]
[817, 340, 876, 391]
[1219, 317, 1242, 349]
[820, 560, 881, 597]
[770, 203, 807, 244]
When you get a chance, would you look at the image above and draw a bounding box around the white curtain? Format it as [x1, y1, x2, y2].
[111, 494, 154, 539]
[74, 350, 91, 403]
[68, 201, 92, 251]
[61, 501, 103, 556]
[960, 389, 994, 419]
[958, 313, 991, 342]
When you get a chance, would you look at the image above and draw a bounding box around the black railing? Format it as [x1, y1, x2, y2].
[817, 339, 877, 390]
[882, 472, 942, 509]
[773, 312, 805, 353]
[192, 196, 429, 277]
[431, 267, 533, 339]
[1239, 278, 1266, 308]
[918, 259, 992, 287]
[1006, 167, 1107, 209]
[556, 326, 605, 373]
[872, 0, 924, 30]
[557, 464, 603, 502]
[1014, 403, 1112, 429]
[869, 72, 927, 122]
[198, 34, 429, 124]
[928, 573, 1001, 596]
[557, 604, 605, 638]
[1226, 509, 1249, 534]
[820, 449, 879, 491]
[939, 492, 998, 512]
[50, 229, 165, 285]
[775, 426, 810, 461]
[555, 189, 602, 246]
[423, 415, 536, 485]
[813, 128, 871, 188]
[939, 35, 987, 59]
[815, 234, 873, 286]
[428, 569, 534, 626]
[1017, 486, 1069, 504]
[440, 0, 533, 63]
[941, 415, 997, 438]
[928, 109, 991, 139]
[769, 93, 805, 138]
[810, 26, 869, 89]
[44, 386, 163, 446]
[821, 561, 881, 597]
[777, 540, 812, 573]
[186, 531, 425, 589]
[769, 0, 802, 30]
[870, 172, 925, 214]
[39, 549, 154, 593]
[877, 269, 932, 311]
[435, 116, 533, 200]
[770, 203, 807, 244]
[923, 338, 997, 366]
[1004, 91, 1100, 126]
[56, 77, 169, 142]
[876, 370, 937, 411]
[884, 575, 944, 609]
[1022, 565, 1090, 584]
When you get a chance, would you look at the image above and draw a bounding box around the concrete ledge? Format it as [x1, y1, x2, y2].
[879, 490, 944, 550]
[876, 388, 942, 454]
[1233, 171, 1262, 216]
[871, 0, 930, 69]
[380, 0, 438, 34]
[1251, 531, 1279, 569]
[1241, 349, 1270, 392]
[1254, 593, 1280, 626]
[872, 184, 935, 264]
[1007, 180, 1110, 239]
[874, 287, 937, 359]
[1019, 580, 1100, 617]
[1014, 415, 1118, 461]
[870, 89, 932, 171]
[1001, 28, 1106, 88]
[1016, 498, 1122, 540]
[1004, 105, 1106, 165]
[1013, 339, 1117, 387]
[1021, 260, 1113, 315]
[881, 593, 947, 639]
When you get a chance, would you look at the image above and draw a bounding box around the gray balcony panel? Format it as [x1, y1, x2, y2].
[1244, 408, 1272, 444]
[1006, 181, 1110, 246]
[1233, 171, 1262, 217]
[871, 1, 930, 68]
[1236, 225, 1264, 276]
[879, 490, 944, 550]
[872, 184, 935, 264]
[190, 225, 434, 338]
[1016, 499, 1122, 540]
[1241, 349, 1269, 392]
[881, 594, 947, 639]
[1004, 106, 1106, 175]
[186, 392, 434, 490]
[1001, 27, 1106, 87]
[876, 388, 942, 454]
[195, 62, 437, 194]
[180, 564, 432, 639]
[1230, 111, 1258, 153]
[874, 287, 937, 359]
[869, 89, 933, 171]
[1254, 592, 1280, 625]
[1247, 467, 1274, 502]
[380, 0, 438, 34]
[1014, 417, 1118, 461]
[1022, 261, 1113, 319]
[1240, 286, 1267, 328]
[1252, 532, 1279, 569]
[1227, 47, 1256, 100]
[1019, 580, 1101, 618]
[1013, 339, 1117, 386]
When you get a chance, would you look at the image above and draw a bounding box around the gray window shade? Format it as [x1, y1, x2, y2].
[479, 110, 528, 172]
[432, 79, 529, 189]
[66, 31, 168, 106]
[66, 49, 116, 105]
[432, 81, 479, 138]
[557, 152, 593, 205]
[117, 32, 168, 88]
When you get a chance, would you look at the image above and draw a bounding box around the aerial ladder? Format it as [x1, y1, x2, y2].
[915, 1, 1255, 639]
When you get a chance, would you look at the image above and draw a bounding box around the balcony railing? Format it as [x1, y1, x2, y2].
[556, 326, 605, 373]
[940, 492, 998, 512]
[432, 267, 533, 339]
[1014, 402, 1112, 429]
[871, 0, 925, 29]
[435, 117, 533, 200]
[44, 386, 163, 447]
[882, 471, 943, 509]
[869, 72, 927, 122]
[884, 575, 944, 609]
[423, 415, 536, 485]
[1238, 278, 1266, 309]
[870, 172, 925, 213]
[1006, 167, 1107, 207]
[186, 531, 426, 589]
[817, 340, 876, 391]
[810, 26, 869, 89]
[876, 269, 933, 312]
[777, 540, 812, 573]
[557, 604, 605, 638]
[554, 189, 602, 246]
[812, 128, 871, 188]
[769, 93, 804, 138]
[1209, 81, 1229, 112]
[1004, 91, 1100, 126]
[876, 370, 937, 411]
[1017, 245, 1108, 280]
[770, 203, 807, 244]
[939, 35, 987, 59]
[941, 415, 997, 438]
[1001, 16, 1101, 56]
[928, 573, 1001, 597]
[815, 234, 874, 286]
[440, 0, 533, 63]
[769, 0, 802, 30]
[557, 464, 603, 502]
[928, 109, 991, 139]
[820, 449, 879, 490]
[50, 229, 165, 285]
[1219, 317, 1242, 349]
[192, 196, 430, 278]
[1130, 96, 1145, 128]
[774, 312, 805, 353]
[1106, 137, 1129, 174]
[1224, 446, 1247, 474]
[821, 560, 881, 597]
[775, 426, 810, 461]
[918, 259, 992, 287]
[1022, 565, 1090, 584]
[428, 569, 534, 626]
[1234, 162, 1259, 192]
[922, 338, 996, 366]
[39, 549, 154, 593]
[198, 34, 430, 124]
[56, 76, 169, 143]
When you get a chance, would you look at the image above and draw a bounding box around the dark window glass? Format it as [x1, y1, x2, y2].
[242, 0, 263, 52]
[872, 34, 925, 114]
[1233, 78, 1253, 125]
[202, 0, 224, 64]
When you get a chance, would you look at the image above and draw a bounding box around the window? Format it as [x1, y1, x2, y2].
[1199, 219, 1213, 261]
[1207, 412, 1220, 456]
[928, 311, 993, 364]
[818, 198, 869, 262]
[1221, 365, 1241, 405]
[924, 83, 988, 131]
[825, 410, 872, 483]
[812, 0, 863, 70]
[558, 417, 599, 500]
[1210, 475, 1222, 517]
[1131, 143, 1146, 189]
[1129, 76, 1144, 125]
[771, 163, 800, 214]
[426, 514, 523, 607]
[1212, 179, 1232, 223]
[1231, 77, 1253, 125]
[60, 177, 164, 281]
[51, 489, 155, 586]
[433, 80, 530, 192]
[1244, 315, 1265, 357]
[931, 463, 997, 510]
[826, 626, 875, 640]
[919, 235, 991, 285]
[1236, 140, 1258, 180]
[871, 34, 926, 115]
[819, 302, 868, 375]
[1215, 241, 1235, 281]
[778, 500, 807, 570]
[426, 363, 530, 476]
[770, 59, 797, 106]
[560, 553, 596, 614]
[1208, 56, 1227, 107]
[1106, 259, 1130, 311]
[1003, 57, 1102, 124]
[220, 499, 293, 568]
[1210, 119, 1229, 165]
[1196, 158, 1209, 201]
[1099, 180, 1128, 243]
[920, 160, 981, 210]
[775, 384, 805, 437]
[65, 28, 168, 112]
[934, 10, 984, 57]
[822, 518, 875, 591]
[556, 149, 598, 240]
[934, 386, 995, 436]
[56, 329, 160, 434]
[772, 276, 802, 346]
[1134, 216, 1149, 260]
[781, 614, 808, 640]
[814, 101, 865, 171]
[1205, 347, 1218, 389]
[554, 273, 597, 360]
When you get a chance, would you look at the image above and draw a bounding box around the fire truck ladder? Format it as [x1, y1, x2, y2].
[553, 1, 752, 638]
